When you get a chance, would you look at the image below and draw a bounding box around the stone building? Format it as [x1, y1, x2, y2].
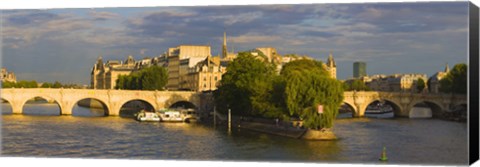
[323, 52, 337, 79]
[1, 68, 17, 83]
[250, 49, 337, 79]
[165, 45, 212, 90]
[184, 56, 226, 92]
[355, 73, 428, 92]
[428, 63, 450, 93]
[91, 55, 149, 89]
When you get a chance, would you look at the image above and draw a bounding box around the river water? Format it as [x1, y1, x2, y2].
[0, 103, 468, 165]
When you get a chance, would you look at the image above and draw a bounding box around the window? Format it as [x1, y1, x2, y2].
[214, 76, 218, 81]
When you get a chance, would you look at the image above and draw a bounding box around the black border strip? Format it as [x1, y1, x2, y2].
[469, 1, 479, 165]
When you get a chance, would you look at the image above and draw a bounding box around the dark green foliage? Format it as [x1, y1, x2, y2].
[52, 81, 62, 88]
[439, 63, 467, 94]
[281, 60, 344, 129]
[1, 81, 16, 88]
[214, 52, 284, 118]
[416, 78, 426, 93]
[280, 59, 330, 78]
[2, 81, 83, 89]
[215, 55, 344, 130]
[115, 65, 168, 90]
[344, 79, 370, 91]
[1, 80, 38, 88]
[41, 82, 53, 88]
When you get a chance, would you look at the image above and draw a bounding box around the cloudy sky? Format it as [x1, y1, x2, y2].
[1, 2, 470, 85]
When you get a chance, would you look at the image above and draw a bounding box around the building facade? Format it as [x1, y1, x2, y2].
[165, 45, 212, 90]
[89, 31, 341, 91]
[91, 55, 145, 89]
[353, 61, 367, 78]
[324, 52, 337, 79]
[352, 73, 428, 92]
[428, 63, 450, 93]
[184, 56, 226, 92]
[1, 68, 17, 83]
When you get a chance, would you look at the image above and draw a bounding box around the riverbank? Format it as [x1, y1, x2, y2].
[206, 113, 337, 140]
[438, 110, 467, 122]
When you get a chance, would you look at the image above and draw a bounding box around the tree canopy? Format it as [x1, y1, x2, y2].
[215, 54, 344, 130]
[416, 78, 426, 93]
[214, 51, 283, 118]
[439, 63, 467, 94]
[1, 80, 84, 89]
[281, 59, 344, 129]
[115, 65, 168, 90]
[343, 79, 370, 91]
[1, 80, 38, 88]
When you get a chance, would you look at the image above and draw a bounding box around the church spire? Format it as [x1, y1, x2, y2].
[327, 51, 336, 67]
[444, 63, 450, 73]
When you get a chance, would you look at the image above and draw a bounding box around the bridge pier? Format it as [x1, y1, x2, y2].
[108, 103, 121, 116]
[11, 103, 23, 114]
[60, 104, 73, 115]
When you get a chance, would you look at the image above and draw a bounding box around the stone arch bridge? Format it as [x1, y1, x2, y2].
[1, 89, 466, 118]
[343, 91, 467, 117]
[1, 88, 211, 116]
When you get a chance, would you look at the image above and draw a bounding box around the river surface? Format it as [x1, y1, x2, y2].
[0, 103, 468, 165]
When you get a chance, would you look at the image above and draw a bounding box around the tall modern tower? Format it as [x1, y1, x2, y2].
[353, 61, 367, 78]
[222, 31, 227, 58]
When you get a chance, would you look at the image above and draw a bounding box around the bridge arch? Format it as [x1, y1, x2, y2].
[118, 98, 156, 117]
[409, 100, 444, 118]
[72, 98, 110, 117]
[21, 95, 62, 115]
[339, 101, 356, 118]
[363, 98, 402, 117]
[168, 100, 197, 109]
[1, 98, 13, 114]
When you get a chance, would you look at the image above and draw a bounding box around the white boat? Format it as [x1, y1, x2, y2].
[135, 110, 161, 122]
[158, 109, 184, 122]
[157, 108, 197, 122]
[180, 108, 197, 123]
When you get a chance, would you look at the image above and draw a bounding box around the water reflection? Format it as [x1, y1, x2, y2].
[23, 103, 61, 116]
[1, 104, 468, 165]
[72, 105, 107, 117]
[2, 103, 12, 114]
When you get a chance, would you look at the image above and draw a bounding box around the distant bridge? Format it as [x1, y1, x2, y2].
[0, 88, 467, 118]
[343, 91, 467, 117]
[1, 88, 211, 116]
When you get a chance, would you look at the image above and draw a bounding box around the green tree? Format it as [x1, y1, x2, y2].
[281, 59, 344, 129]
[350, 79, 370, 91]
[52, 81, 62, 88]
[139, 66, 168, 90]
[439, 63, 467, 94]
[1, 81, 15, 88]
[14, 80, 38, 88]
[115, 66, 168, 90]
[115, 75, 126, 89]
[416, 78, 426, 93]
[214, 51, 282, 118]
[41, 82, 53, 88]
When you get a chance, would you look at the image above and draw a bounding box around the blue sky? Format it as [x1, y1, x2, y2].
[1, 2, 469, 84]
